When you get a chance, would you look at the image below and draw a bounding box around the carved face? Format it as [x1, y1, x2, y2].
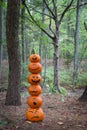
[26, 108, 44, 122]
[27, 96, 42, 108]
[28, 85, 42, 96]
[28, 74, 42, 85]
[29, 54, 40, 63]
[28, 62, 42, 74]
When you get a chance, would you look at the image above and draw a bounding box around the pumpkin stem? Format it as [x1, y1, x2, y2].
[31, 49, 35, 54]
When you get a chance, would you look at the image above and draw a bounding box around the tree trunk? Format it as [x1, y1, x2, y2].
[5, 0, 21, 105]
[51, 3, 61, 91]
[79, 86, 87, 101]
[73, 0, 81, 87]
[0, 0, 3, 79]
[39, 0, 45, 64]
[43, 45, 47, 87]
[53, 36, 60, 92]
[21, 0, 26, 64]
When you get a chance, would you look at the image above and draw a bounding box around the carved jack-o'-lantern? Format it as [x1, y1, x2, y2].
[29, 54, 40, 63]
[26, 54, 44, 122]
[28, 74, 42, 85]
[28, 85, 42, 96]
[26, 108, 44, 122]
[28, 62, 42, 74]
[27, 96, 42, 108]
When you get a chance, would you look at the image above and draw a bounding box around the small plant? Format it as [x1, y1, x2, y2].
[60, 86, 67, 96]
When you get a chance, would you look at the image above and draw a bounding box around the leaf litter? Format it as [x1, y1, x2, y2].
[0, 89, 87, 130]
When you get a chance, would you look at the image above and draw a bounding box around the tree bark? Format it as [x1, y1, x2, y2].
[5, 0, 21, 105]
[73, 0, 81, 87]
[53, 8, 61, 92]
[0, 0, 4, 79]
[79, 86, 87, 101]
[21, 0, 26, 64]
[39, 0, 45, 64]
[53, 31, 60, 92]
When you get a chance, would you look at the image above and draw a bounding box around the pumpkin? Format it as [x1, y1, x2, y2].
[28, 74, 42, 85]
[28, 85, 42, 96]
[29, 54, 40, 63]
[27, 96, 42, 108]
[28, 62, 42, 74]
[26, 108, 44, 122]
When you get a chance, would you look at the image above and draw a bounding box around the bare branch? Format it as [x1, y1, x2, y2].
[52, 0, 57, 16]
[49, 17, 56, 36]
[43, 0, 56, 19]
[59, 0, 74, 23]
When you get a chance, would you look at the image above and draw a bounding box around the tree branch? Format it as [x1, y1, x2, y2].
[80, 2, 87, 7]
[49, 17, 56, 36]
[43, 0, 56, 19]
[84, 22, 87, 31]
[21, 0, 54, 40]
[59, 0, 74, 23]
[52, 0, 57, 16]
[31, 9, 54, 19]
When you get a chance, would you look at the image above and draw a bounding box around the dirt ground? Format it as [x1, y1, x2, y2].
[0, 89, 87, 130]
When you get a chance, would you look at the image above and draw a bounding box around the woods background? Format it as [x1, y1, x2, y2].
[0, 0, 87, 105]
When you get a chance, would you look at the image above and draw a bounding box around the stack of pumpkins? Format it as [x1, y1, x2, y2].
[26, 54, 44, 122]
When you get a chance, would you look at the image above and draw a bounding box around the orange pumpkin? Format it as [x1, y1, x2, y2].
[28, 62, 42, 74]
[28, 85, 42, 96]
[28, 74, 42, 85]
[27, 96, 42, 108]
[29, 54, 40, 63]
[26, 108, 44, 122]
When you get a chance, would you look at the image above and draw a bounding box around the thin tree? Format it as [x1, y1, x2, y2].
[22, 0, 74, 92]
[79, 22, 87, 102]
[5, 0, 21, 105]
[39, 0, 45, 64]
[73, 0, 81, 88]
[21, 0, 26, 64]
[0, 0, 4, 79]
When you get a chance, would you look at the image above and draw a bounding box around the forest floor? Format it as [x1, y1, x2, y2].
[0, 89, 87, 130]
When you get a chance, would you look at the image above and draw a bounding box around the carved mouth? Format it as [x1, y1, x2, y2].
[32, 91, 38, 93]
[29, 111, 34, 113]
[33, 67, 39, 69]
[33, 102, 37, 105]
[32, 57, 37, 60]
[31, 116, 39, 119]
[32, 80, 40, 83]
[31, 67, 40, 70]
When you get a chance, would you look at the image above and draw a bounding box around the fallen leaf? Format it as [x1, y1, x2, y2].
[57, 121, 64, 125]
[25, 121, 32, 124]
